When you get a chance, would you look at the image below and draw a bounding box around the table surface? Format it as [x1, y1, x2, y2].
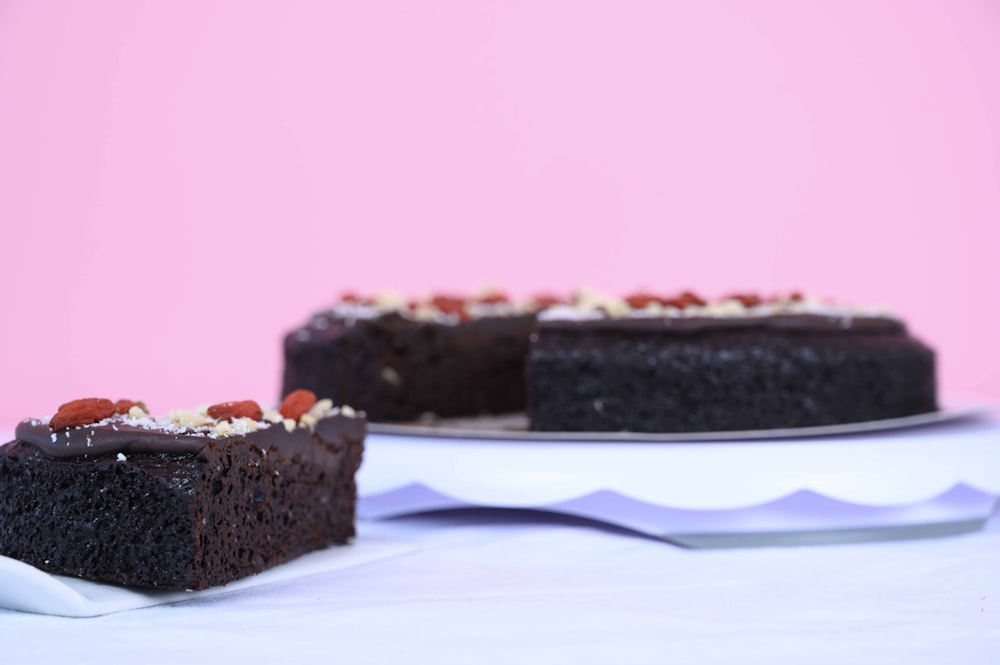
[1, 505, 998, 664]
[2, 415, 999, 664]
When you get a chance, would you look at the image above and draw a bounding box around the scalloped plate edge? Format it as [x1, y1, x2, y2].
[359, 484, 999, 548]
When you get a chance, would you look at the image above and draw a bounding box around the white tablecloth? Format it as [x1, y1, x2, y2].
[1, 506, 998, 664]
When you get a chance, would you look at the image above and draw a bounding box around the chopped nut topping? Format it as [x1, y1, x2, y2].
[114, 399, 146, 415]
[169, 409, 209, 428]
[308, 399, 334, 420]
[213, 421, 233, 436]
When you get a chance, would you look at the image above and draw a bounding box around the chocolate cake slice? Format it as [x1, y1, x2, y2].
[527, 292, 938, 432]
[282, 292, 543, 422]
[0, 393, 365, 590]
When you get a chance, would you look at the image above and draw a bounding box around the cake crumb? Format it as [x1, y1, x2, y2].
[380, 367, 402, 386]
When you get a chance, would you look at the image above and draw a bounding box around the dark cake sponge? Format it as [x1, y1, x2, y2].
[527, 326, 938, 432]
[283, 311, 535, 422]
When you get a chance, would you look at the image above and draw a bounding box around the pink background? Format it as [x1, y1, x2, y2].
[1, 0, 999, 424]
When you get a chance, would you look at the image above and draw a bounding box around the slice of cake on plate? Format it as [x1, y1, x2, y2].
[0, 391, 365, 590]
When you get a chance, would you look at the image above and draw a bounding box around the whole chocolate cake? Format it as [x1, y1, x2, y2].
[282, 292, 546, 422]
[282, 289, 937, 433]
[0, 392, 365, 590]
[527, 292, 938, 432]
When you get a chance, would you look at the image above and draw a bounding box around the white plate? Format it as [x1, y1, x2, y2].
[358, 403, 1000, 547]
[368, 403, 993, 442]
[0, 537, 414, 617]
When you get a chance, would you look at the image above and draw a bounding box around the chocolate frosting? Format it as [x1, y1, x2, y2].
[289, 310, 537, 345]
[294, 309, 906, 338]
[537, 313, 906, 335]
[13, 414, 366, 461]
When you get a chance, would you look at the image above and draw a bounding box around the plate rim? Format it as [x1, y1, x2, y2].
[366, 402, 996, 444]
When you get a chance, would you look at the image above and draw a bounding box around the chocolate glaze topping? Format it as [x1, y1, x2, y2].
[13, 414, 366, 461]
[537, 313, 906, 335]
[293, 293, 906, 338]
